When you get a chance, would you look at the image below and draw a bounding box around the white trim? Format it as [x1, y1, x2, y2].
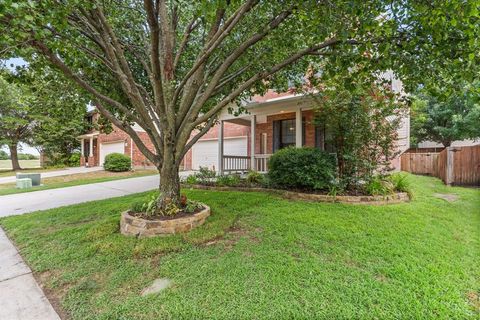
[251, 115, 256, 169]
[130, 138, 133, 168]
[100, 139, 126, 145]
[196, 135, 248, 142]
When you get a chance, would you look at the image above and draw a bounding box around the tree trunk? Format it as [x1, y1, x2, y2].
[156, 158, 181, 214]
[9, 142, 21, 171]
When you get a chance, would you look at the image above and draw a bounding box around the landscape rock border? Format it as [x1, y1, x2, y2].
[120, 204, 210, 237]
[185, 185, 410, 205]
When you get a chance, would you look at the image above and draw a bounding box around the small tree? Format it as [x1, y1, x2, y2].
[410, 82, 480, 147]
[314, 74, 407, 190]
[0, 74, 34, 170]
[25, 63, 89, 165]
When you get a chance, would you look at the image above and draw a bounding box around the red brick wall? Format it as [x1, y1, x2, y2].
[255, 110, 316, 154]
[94, 122, 249, 170]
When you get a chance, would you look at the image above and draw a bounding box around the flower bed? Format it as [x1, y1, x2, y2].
[120, 204, 210, 237]
[185, 184, 410, 205]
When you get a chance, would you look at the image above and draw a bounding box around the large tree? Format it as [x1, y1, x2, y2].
[1, 1, 477, 212]
[411, 81, 480, 147]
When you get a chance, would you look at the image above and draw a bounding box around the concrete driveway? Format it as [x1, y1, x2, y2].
[0, 166, 104, 185]
[0, 174, 161, 217]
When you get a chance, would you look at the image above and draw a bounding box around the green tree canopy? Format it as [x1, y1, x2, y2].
[411, 81, 480, 147]
[0, 70, 35, 170]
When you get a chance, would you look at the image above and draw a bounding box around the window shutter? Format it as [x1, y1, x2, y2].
[273, 120, 280, 152]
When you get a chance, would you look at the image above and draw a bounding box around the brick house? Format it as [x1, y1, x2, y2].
[78, 88, 409, 172]
[77, 111, 249, 170]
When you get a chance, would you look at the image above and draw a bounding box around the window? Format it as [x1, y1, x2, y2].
[280, 119, 296, 148]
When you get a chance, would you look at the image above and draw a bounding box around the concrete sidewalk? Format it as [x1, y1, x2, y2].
[0, 174, 160, 217]
[0, 166, 104, 185]
[0, 227, 60, 320]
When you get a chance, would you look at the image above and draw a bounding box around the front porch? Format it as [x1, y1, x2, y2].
[78, 132, 100, 167]
[217, 95, 326, 174]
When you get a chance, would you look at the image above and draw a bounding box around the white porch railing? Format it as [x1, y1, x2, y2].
[254, 154, 271, 172]
[222, 154, 272, 173]
[223, 155, 250, 172]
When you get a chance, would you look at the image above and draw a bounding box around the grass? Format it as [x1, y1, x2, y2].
[1, 174, 479, 319]
[0, 159, 41, 173]
[0, 169, 157, 196]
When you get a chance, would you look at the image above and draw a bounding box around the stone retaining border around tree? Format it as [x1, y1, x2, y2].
[120, 204, 210, 238]
[185, 185, 410, 205]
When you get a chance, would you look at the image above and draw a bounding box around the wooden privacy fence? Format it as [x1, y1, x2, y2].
[400, 153, 439, 175]
[401, 145, 480, 186]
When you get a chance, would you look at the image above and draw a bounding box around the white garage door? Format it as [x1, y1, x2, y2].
[99, 141, 125, 166]
[192, 137, 247, 170]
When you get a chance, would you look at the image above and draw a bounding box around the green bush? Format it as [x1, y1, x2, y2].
[268, 147, 336, 191]
[216, 174, 241, 187]
[246, 170, 264, 185]
[388, 173, 413, 198]
[184, 174, 199, 185]
[68, 152, 81, 167]
[103, 153, 131, 172]
[195, 166, 216, 185]
[365, 176, 394, 196]
[18, 153, 38, 160]
[0, 150, 9, 160]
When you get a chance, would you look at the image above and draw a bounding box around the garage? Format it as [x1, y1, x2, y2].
[191, 137, 247, 170]
[99, 141, 125, 166]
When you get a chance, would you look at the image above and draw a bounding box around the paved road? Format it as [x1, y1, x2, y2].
[0, 175, 161, 217]
[0, 166, 104, 185]
[0, 227, 61, 320]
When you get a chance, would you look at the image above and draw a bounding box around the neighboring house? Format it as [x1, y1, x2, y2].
[417, 140, 480, 148]
[78, 90, 410, 172]
[77, 110, 249, 170]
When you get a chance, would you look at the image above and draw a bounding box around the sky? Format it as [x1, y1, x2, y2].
[1, 58, 40, 156]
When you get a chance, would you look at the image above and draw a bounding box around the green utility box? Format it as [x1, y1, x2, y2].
[16, 173, 41, 186]
[16, 178, 32, 189]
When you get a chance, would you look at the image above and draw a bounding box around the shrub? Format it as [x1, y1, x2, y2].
[246, 170, 264, 185]
[131, 192, 158, 216]
[268, 147, 336, 191]
[195, 166, 216, 185]
[184, 174, 199, 185]
[388, 173, 413, 198]
[365, 176, 394, 196]
[68, 152, 81, 167]
[103, 153, 131, 172]
[0, 150, 9, 160]
[216, 174, 241, 187]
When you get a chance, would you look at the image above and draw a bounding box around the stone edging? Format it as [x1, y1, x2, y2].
[120, 204, 210, 237]
[184, 184, 410, 205]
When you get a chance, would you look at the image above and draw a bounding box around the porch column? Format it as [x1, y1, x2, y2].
[217, 120, 224, 175]
[89, 136, 93, 157]
[251, 115, 256, 170]
[80, 138, 84, 156]
[295, 108, 302, 147]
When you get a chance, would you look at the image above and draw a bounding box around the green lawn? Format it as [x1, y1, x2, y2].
[0, 169, 157, 196]
[0, 159, 41, 172]
[1, 174, 478, 319]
